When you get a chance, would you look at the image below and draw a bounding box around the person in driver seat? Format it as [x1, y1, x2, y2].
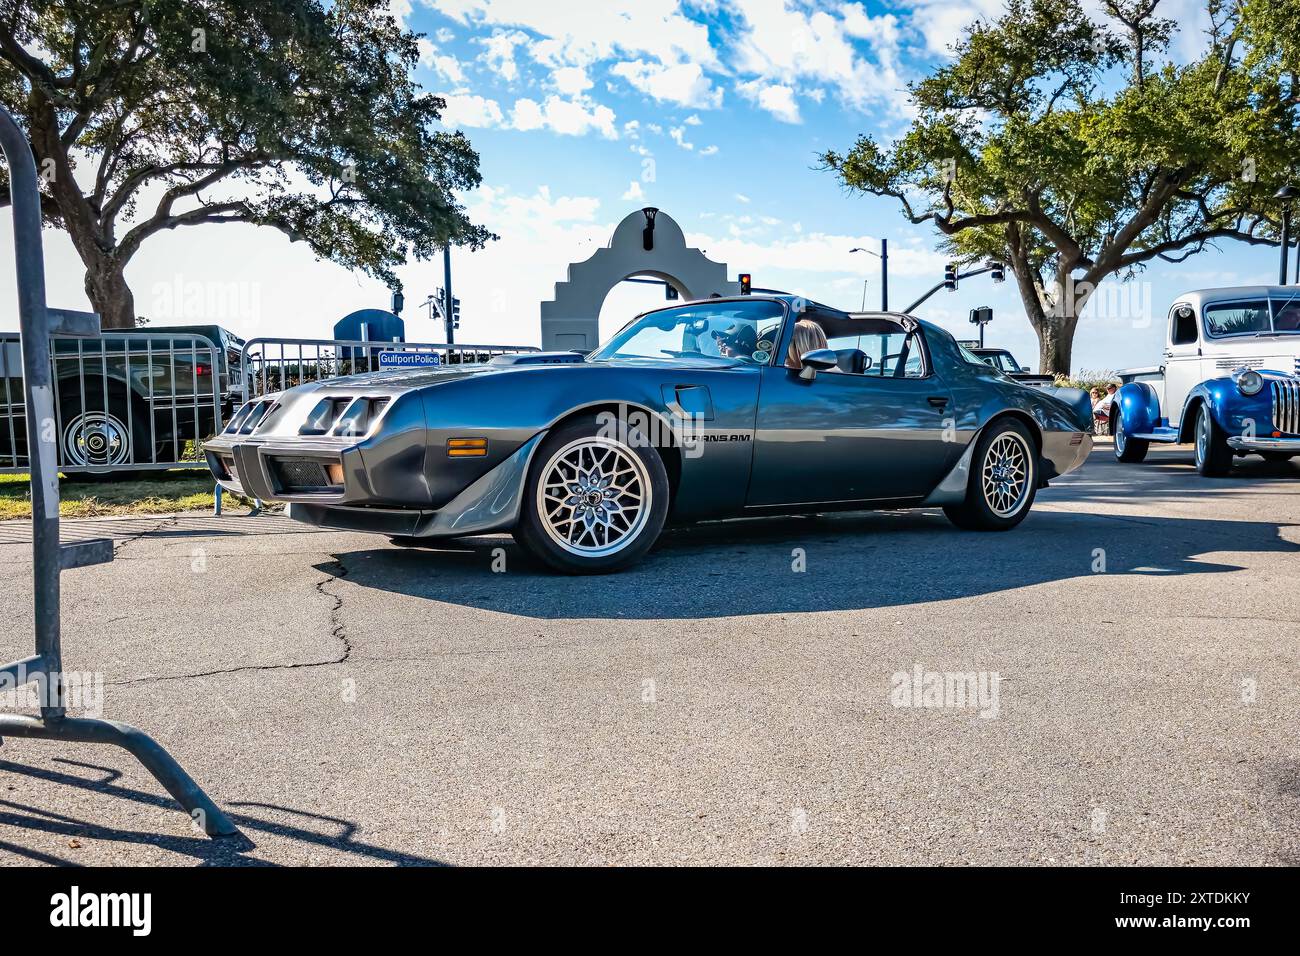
[711, 323, 759, 360]
[786, 319, 830, 370]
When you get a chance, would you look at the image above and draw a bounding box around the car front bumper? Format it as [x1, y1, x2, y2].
[1226, 436, 1300, 453]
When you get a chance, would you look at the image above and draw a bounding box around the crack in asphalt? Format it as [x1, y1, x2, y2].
[108, 552, 352, 686]
[110, 514, 179, 556]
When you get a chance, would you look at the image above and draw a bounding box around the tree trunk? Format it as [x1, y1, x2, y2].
[1036, 319, 1074, 378]
[84, 260, 137, 329]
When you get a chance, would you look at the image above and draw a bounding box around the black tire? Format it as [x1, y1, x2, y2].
[944, 417, 1040, 531]
[1193, 403, 1232, 477]
[57, 380, 153, 480]
[512, 413, 670, 574]
[1113, 408, 1149, 463]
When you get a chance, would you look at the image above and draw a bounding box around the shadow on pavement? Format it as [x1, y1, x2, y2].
[0, 758, 446, 866]
[315, 507, 1300, 620]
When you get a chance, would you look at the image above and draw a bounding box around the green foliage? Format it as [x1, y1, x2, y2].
[821, 0, 1300, 373]
[1054, 370, 1120, 392]
[0, 0, 492, 323]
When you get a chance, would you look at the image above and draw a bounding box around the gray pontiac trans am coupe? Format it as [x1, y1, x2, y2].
[204, 295, 1093, 573]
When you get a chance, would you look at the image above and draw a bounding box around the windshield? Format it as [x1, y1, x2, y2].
[590, 299, 785, 364]
[975, 351, 1019, 373]
[1204, 295, 1300, 336]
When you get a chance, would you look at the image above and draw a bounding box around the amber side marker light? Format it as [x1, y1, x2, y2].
[325, 462, 345, 484]
[448, 437, 488, 457]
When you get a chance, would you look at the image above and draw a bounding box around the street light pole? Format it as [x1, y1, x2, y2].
[442, 245, 455, 344]
[1274, 185, 1300, 285]
[849, 241, 888, 310]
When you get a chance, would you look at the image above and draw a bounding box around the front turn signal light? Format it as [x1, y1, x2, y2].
[448, 437, 488, 457]
[325, 462, 345, 485]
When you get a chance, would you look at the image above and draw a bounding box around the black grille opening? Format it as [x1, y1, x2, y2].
[270, 457, 341, 493]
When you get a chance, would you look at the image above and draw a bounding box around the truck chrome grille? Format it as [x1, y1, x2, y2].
[1273, 379, 1300, 435]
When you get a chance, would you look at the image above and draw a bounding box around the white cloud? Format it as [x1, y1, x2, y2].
[623, 119, 641, 138]
[621, 181, 646, 201]
[438, 92, 505, 128]
[610, 59, 722, 109]
[479, 29, 531, 81]
[510, 96, 618, 138]
[737, 81, 801, 124]
[684, 114, 702, 125]
[699, 144, 718, 156]
[418, 38, 466, 83]
[669, 125, 693, 150]
[735, 193, 751, 203]
[728, 0, 911, 117]
[435, 1, 717, 69]
[552, 66, 593, 95]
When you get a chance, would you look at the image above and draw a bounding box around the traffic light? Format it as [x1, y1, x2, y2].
[943, 263, 958, 290]
[990, 262, 1005, 282]
[969, 306, 993, 326]
[739, 273, 752, 295]
[451, 296, 461, 330]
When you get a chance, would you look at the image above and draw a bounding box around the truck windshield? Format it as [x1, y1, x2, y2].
[1204, 295, 1300, 336]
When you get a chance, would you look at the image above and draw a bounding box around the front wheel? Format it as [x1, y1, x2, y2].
[512, 415, 670, 573]
[1113, 409, 1149, 463]
[1193, 404, 1232, 477]
[944, 418, 1039, 531]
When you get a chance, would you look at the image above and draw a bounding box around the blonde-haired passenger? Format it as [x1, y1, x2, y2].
[786, 320, 831, 370]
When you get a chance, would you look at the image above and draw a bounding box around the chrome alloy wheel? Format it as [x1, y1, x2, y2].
[981, 432, 1031, 518]
[1114, 413, 1126, 454]
[62, 410, 132, 466]
[537, 437, 652, 557]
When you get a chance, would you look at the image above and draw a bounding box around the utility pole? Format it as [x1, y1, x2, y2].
[850, 241, 888, 310]
[880, 238, 888, 311]
[442, 245, 454, 344]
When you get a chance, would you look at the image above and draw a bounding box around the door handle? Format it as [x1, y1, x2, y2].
[927, 395, 949, 409]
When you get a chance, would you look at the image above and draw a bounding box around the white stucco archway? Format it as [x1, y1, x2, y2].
[540, 208, 739, 351]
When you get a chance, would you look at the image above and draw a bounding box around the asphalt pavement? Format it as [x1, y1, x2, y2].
[0, 443, 1297, 865]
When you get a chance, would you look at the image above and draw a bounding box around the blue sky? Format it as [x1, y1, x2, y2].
[0, 0, 1286, 373]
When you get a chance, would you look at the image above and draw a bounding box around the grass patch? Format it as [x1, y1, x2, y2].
[0, 470, 258, 520]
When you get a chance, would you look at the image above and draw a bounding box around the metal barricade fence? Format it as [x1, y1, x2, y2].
[240, 336, 540, 400]
[0, 332, 224, 473]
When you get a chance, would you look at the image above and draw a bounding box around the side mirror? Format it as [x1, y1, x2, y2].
[798, 348, 838, 381]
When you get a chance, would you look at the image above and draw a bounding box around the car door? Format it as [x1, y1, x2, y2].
[1162, 301, 1209, 427]
[746, 322, 957, 505]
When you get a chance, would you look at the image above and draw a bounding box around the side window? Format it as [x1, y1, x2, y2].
[1169, 304, 1198, 345]
[827, 329, 925, 378]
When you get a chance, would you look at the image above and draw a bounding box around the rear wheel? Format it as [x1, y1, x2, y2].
[513, 414, 669, 573]
[1193, 404, 1232, 477]
[57, 381, 153, 481]
[1113, 408, 1149, 463]
[944, 418, 1039, 531]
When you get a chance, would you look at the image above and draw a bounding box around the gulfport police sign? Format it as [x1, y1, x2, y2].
[378, 351, 441, 368]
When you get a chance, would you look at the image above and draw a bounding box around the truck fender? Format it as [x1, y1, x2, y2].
[1115, 381, 1161, 434]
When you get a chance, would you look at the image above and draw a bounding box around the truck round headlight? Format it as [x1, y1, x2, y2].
[1236, 369, 1264, 396]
